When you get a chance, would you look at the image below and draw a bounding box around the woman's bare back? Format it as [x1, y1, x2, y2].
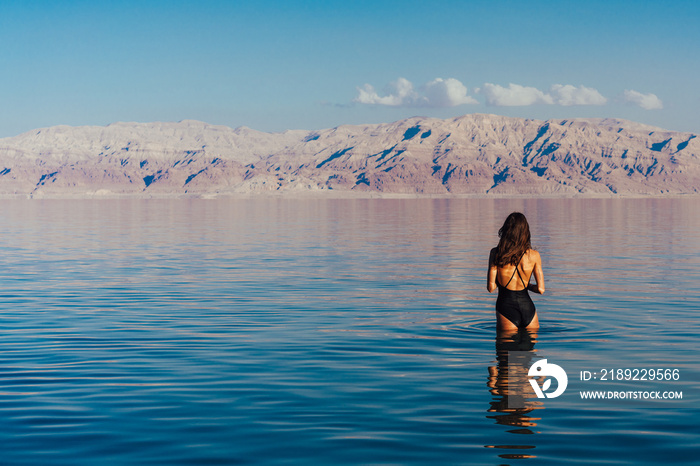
[497, 249, 534, 290]
[488, 248, 544, 294]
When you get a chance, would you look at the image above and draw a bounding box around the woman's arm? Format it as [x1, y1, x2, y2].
[487, 248, 498, 293]
[528, 250, 545, 294]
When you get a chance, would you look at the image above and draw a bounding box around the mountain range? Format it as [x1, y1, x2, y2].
[0, 114, 697, 198]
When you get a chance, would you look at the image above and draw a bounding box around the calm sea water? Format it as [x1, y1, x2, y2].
[0, 198, 698, 465]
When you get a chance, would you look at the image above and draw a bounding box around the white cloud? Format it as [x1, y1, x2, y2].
[478, 83, 554, 106]
[623, 89, 663, 110]
[478, 83, 607, 106]
[355, 77, 477, 108]
[549, 84, 607, 106]
[421, 78, 478, 106]
[356, 78, 622, 108]
[355, 77, 419, 106]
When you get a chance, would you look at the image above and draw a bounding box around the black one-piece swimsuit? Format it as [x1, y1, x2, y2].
[496, 256, 536, 328]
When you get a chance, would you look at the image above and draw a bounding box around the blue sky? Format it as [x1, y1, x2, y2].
[0, 0, 698, 137]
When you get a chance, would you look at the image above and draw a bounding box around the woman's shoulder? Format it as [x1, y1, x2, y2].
[526, 248, 541, 261]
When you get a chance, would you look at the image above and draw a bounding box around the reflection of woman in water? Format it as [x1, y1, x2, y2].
[485, 330, 543, 459]
[487, 212, 544, 332]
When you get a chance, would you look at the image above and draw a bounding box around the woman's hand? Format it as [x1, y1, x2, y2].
[530, 250, 545, 294]
[528, 283, 543, 294]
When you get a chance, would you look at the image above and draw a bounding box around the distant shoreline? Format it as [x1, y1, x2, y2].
[6, 191, 700, 200]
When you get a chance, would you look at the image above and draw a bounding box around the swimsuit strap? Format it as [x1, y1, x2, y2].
[503, 252, 527, 288]
[515, 266, 528, 288]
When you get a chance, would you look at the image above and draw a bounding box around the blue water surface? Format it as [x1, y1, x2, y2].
[0, 198, 697, 465]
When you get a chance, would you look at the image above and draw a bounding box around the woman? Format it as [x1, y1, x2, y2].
[487, 212, 544, 331]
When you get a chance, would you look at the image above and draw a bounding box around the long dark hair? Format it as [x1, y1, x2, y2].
[494, 212, 531, 267]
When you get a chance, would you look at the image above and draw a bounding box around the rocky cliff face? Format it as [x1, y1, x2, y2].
[0, 114, 697, 197]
